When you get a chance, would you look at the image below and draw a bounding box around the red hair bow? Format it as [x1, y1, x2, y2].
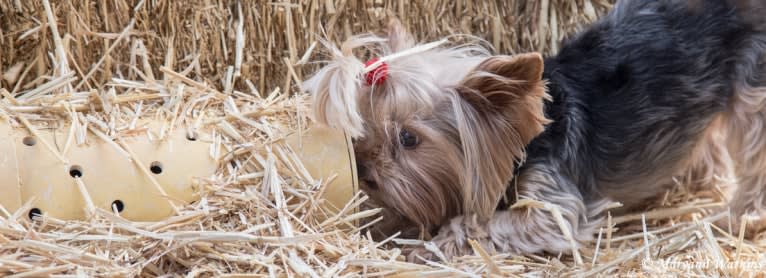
[364, 58, 388, 86]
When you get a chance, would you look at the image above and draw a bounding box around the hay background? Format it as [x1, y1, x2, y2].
[1, 0, 613, 94]
[2, 0, 765, 277]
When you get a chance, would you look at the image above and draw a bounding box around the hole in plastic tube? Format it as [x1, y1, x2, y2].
[69, 165, 83, 178]
[22, 136, 36, 146]
[186, 131, 198, 141]
[112, 200, 125, 213]
[150, 161, 163, 174]
[28, 208, 41, 220]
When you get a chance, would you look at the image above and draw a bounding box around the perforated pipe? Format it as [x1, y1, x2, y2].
[0, 122, 356, 222]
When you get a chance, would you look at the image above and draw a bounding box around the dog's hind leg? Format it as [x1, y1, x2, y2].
[719, 42, 766, 235]
[721, 95, 766, 234]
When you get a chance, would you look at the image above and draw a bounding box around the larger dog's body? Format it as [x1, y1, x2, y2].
[305, 0, 766, 260]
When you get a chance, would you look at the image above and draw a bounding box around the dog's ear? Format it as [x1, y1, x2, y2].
[386, 18, 415, 51]
[455, 53, 549, 219]
[458, 53, 549, 146]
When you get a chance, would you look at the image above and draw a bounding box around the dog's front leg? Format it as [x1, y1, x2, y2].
[407, 164, 605, 262]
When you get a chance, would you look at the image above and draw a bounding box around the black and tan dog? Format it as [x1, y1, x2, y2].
[304, 0, 766, 261]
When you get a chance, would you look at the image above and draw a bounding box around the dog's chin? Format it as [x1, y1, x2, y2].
[359, 178, 454, 237]
[358, 186, 422, 240]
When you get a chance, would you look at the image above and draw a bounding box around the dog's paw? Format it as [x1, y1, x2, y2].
[402, 233, 464, 263]
[404, 215, 495, 263]
[403, 240, 460, 263]
[719, 211, 766, 238]
[405, 245, 437, 263]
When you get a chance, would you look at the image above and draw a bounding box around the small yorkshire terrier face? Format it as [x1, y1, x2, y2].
[352, 84, 470, 228]
[305, 19, 550, 230]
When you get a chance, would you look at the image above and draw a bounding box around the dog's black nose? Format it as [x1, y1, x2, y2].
[356, 157, 368, 177]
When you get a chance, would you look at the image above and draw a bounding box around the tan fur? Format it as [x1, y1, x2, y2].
[453, 54, 551, 220]
[680, 78, 766, 235]
[719, 84, 766, 233]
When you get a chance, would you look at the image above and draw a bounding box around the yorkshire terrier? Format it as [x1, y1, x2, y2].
[304, 0, 766, 262]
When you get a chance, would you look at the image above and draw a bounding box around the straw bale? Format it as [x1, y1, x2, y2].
[1, 0, 614, 94]
[2, 0, 765, 277]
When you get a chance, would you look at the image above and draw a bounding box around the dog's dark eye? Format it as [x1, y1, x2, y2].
[399, 128, 419, 149]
